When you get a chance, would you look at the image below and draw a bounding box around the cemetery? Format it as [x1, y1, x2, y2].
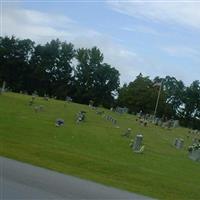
[0, 92, 200, 200]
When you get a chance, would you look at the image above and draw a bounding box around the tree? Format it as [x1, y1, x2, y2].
[74, 47, 120, 107]
[74, 47, 95, 103]
[0, 36, 34, 92]
[93, 63, 120, 107]
[162, 76, 185, 117]
[118, 74, 154, 113]
[118, 74, 173, 117]
[31, 39, 75, 97]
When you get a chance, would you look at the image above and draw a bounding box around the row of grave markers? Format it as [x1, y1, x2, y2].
[136, 112, 180, 129]
[104, 115, 117, 125]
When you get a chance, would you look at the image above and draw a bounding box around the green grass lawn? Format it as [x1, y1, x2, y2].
[1, 92, 200, 199]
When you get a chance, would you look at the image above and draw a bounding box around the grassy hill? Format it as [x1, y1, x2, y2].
[0, 92, 200, 199]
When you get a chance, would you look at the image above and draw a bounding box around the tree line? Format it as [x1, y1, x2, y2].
[0, 36, 199, 129]
[0, 36, 120, 108]
[118, 74, 200, 129]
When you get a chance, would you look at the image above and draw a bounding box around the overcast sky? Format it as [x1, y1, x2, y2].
[2, 0, 200, 85]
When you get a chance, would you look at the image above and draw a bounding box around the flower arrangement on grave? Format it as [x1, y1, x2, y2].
[188, 144, 200, 152]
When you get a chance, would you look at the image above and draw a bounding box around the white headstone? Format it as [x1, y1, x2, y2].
[133, 134, 143, 152]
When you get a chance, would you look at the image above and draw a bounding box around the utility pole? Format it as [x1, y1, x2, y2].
[1, 81, 6, 93]
[154, 80, 163, 117]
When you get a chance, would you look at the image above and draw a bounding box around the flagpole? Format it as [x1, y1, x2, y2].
[154, 80, 163, 117]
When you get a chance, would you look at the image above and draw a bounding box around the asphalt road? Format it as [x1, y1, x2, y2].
[1, 156, 154, 200]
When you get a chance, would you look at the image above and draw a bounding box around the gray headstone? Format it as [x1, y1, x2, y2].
[133, 134, 143, 151]
[189, 149, 200, 161]
[115, 107, 128, 114]
[175, 138, 184, 149]
[173, 120, 179, 128]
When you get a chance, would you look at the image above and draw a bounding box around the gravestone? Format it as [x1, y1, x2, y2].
[173, 120, 179, 128]
[66, 96, 72, 102]
[115, 107, 128, 114]
[76, 111, 86, 123]
[189, 149, 200, 162]
[178, 138, 184, 149]
[89, 100, 94, 107]
[113, 119, 117, 125]
[133, 134, 143, 152]
[174, 138, 184, 149]
[174, 138, 179, 147]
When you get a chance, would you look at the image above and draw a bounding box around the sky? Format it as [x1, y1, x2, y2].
[1, 0, 200, 86]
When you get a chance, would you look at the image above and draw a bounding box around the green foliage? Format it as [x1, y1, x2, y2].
[74, 47, 120, 106]
[0, 37, 120, 107]
[0, 36, 34, 91]
[118, 74, 171, 117]
[162, 76, 185, 115]
[118, 74, 200, 129]
[0, 36, 199, 129]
